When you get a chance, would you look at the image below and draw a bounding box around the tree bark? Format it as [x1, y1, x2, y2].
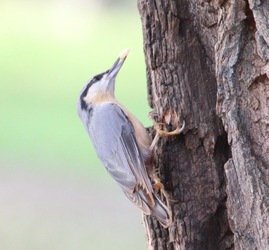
[137, 0, 269, 249]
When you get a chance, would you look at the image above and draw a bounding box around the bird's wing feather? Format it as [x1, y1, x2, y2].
[85, 102, 153, 202]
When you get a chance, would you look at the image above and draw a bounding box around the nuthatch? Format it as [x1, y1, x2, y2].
[77, 49, 184, 228]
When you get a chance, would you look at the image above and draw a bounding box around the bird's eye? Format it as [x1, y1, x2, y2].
[94, 75, 101, 81]
[93, 71, 107, 82]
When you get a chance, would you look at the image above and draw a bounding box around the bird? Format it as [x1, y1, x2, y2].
[77, 49, 184, 228]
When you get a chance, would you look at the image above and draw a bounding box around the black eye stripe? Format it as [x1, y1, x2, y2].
[79, 70, 109, 110]
[87, 70, 109, 86]
[82, 72, 105, 97]
[93, 72, 105, 81]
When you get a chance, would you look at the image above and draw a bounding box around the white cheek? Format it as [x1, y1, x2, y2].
[84, 89, 97, 103]
[83, 77, 110, 104]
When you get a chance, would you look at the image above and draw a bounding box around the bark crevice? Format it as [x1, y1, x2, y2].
[138, 0, 269, 249]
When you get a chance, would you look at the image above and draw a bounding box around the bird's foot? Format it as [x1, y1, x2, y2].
[149, 110, 185, 151]
[154, 120, 185, 137]
[152, 176, 171, 203]
[152, 176, 164, 191]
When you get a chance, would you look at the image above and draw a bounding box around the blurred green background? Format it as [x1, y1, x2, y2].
[0, 0, 151, 249]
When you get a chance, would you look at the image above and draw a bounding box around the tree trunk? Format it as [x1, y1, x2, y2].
[137, 0, 269, 249]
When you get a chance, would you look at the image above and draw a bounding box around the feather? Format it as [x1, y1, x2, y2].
[79, 102, 171, 227]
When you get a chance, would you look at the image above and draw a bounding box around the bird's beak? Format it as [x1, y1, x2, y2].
[107, 48, 129, 78]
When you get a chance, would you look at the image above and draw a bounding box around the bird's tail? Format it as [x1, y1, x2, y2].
[125, 188, 172, 228]
[149, 192, 172, 228]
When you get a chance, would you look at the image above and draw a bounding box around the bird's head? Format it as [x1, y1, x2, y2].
[79, 49, 129, 110]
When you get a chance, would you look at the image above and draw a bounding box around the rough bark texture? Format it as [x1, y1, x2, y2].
[137, 0, 269, 249]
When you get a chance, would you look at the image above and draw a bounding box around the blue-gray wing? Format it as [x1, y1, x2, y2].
[84, 102, 154, 213]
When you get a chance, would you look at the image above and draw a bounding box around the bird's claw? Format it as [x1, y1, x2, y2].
[153, 179, 164, 191]
[155, 120, 185, 137]
[149, 112, 185, 151]
[149, 110, 185, 137]
[152, 176, 170, 204]
[153, 175, 165, 192]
